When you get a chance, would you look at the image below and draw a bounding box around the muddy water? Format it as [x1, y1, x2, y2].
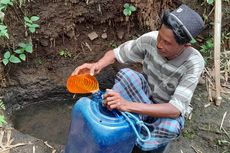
[12, 99, 76, 145]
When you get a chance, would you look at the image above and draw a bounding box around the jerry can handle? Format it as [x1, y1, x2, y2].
[92, 90, 151, 142]
[121, 112, 151, 142]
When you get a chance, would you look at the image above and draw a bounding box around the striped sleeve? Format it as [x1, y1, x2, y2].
[169, 54, 205, 117]
[113, 31, 158, 64]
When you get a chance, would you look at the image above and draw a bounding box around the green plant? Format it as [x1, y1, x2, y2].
[0, 0, 39, 66]
[190, 38, 197, 44]
[0, 23, 8, 38]
[15, 42, 33, 59]
[24, 16, 40, 33]
[0, 99, 7, 127]
[2, 42, 33, 65]
[109, 41, 118, 49]
[0, 0, 13, 11]
[123, 3, 136, 17]
[206, 0, 214, 5]
[217, 139, 230, 146]
[3, 51, 21, 65]
[122, 3, 136, 35]
[58, 49, 72, 58]
[200, 38, 214, 64]
[200, 39, 214, 54]
[182, 129, 195, 139]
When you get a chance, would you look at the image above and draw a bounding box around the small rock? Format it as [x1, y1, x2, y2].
[88, 32, 98, 41]
[101, 33, 107, 39]
[117, 30, 124, 40]
[40, 39, 49, 47]
[66, 30, 75, 39]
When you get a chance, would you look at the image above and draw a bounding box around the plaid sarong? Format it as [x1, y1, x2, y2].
[112, 68, 185, 151]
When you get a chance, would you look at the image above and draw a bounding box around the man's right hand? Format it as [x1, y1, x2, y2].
[71, 62, 101, 76]
[71, 50, 116, 76]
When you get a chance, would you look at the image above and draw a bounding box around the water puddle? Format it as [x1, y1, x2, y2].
[11, 99, 76, 145]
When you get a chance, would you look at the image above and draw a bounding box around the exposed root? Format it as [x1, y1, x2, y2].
[0, 128, 29, 153]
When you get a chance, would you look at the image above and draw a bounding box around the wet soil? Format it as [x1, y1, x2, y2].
[0, 0, 230, 153]
[11, 99, 74, 145]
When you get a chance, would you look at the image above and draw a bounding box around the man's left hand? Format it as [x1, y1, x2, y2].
[103, 89, 129, 112]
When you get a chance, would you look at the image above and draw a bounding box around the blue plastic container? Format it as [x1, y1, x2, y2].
[65, 96, 137, 153]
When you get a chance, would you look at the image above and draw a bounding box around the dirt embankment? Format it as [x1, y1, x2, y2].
[1, 0, 176, 110]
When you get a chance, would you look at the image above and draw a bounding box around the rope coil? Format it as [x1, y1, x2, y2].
[121, 112, 151, 142]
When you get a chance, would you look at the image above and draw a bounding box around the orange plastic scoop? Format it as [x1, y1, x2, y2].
[66, 74, 99, 94]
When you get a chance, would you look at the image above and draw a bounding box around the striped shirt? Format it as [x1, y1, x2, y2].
[113, 31, 204, 117]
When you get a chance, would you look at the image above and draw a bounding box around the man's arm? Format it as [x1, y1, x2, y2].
[96, 50, 116, 70]
[104, 90, 181, 118]
[72, 50, 116, 76]
[124, 102, 181, 118]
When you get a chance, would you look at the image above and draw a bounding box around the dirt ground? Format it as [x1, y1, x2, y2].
[0, 0, 230, 153]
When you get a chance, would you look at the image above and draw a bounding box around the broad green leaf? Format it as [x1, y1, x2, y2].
[30, 24, 39, 28]
[18, 42, 26, 48]
[19, 54, 26, 61]
[123, 9, 131, 16]
[9, 55, 21, 63]
[14, 49, 23, 54]
[25, 22, 33, 27]
[0, 29, 7, 34]
[190, 38, 197, 44]
[0, 24, 7, 29]
[207, 0, 214, 4]
[3, 51, 10, 59]
[31, 16, 39, 21]
[0, 115, 7, 126]
[1, 0, 12, 5]
[129, 5, 136, 12]
[59, 50, 65, 56]
[24, 16, 31, 23]
[0, 6, 5, 11]
[25, 45, 33, 53]
[124, 3, 129, 9]
[29, 27, 35, 33]
[0, 28, 9, 39]
[2, 58, 9, 65]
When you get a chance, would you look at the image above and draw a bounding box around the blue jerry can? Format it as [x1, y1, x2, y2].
[65, 97, 137, 153]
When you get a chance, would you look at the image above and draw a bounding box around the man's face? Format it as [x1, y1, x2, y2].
[156, 24, 186, 59]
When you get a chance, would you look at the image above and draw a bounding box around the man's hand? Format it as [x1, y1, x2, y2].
[71, 50, 116, 76]
[103, 89, 130, 111]
[71, 62, 101, 76]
